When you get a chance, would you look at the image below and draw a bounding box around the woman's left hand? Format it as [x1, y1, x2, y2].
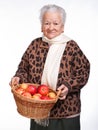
[57, 84, 68, 100]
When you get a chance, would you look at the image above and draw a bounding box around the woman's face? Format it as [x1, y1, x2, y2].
[41, 11, 64, 39]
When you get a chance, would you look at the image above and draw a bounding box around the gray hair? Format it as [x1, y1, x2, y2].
[39, 4, 66, 25]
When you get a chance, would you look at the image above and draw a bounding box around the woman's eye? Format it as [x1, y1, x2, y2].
[44, 22, 49, 25]
[54, 23, 59, 25]
[43, 22, 59, 26]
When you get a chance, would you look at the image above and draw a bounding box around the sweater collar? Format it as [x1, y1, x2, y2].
[42, 33, 71, 46]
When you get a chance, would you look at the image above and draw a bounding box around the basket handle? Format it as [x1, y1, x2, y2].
[56, 89, 61, 98]
[11, 84, 19, 91]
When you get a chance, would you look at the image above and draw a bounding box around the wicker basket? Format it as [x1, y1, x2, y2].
[11, 83, 60, 119]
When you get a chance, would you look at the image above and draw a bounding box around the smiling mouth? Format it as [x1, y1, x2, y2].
[48, 31, 56, 34]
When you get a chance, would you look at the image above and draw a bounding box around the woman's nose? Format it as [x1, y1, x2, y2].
[49, 24, 54, 30]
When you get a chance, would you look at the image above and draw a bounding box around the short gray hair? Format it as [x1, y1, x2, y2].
[39, 4, 66, 25]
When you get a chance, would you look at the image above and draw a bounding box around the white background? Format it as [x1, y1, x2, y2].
[0, 0, 98, 130]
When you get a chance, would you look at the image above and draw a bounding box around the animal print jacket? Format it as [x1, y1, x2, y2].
[14, 37, 90, 118]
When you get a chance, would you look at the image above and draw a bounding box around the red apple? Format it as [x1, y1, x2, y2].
[32, 93, 42, 100]
[26, 84, 37, 95]
[16, 87, 25, 95]
[37, 84, 49, 96]
[22, 91, 32, 98]
[40, 95, 51, 100]
[48, 92, 56, 99]
[20, 83, 28, 89]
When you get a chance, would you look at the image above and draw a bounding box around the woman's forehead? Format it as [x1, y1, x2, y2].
[43, 12, 62, 21]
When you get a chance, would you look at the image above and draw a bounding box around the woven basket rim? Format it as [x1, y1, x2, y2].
[11, 83, 60, 103]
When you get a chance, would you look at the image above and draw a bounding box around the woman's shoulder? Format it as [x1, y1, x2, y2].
[66, 38, 81, 52]
[64, 35, 77, 46]
[28, 37, 42, 47]
[31, 37, 42, 43]
[66, 37, 79, 48]
[25, 37, 42, 51]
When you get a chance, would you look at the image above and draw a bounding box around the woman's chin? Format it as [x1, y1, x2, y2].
[46, 34, 58, 39]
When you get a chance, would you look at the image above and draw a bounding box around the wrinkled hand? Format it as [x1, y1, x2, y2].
[57, 84, 68, 100]
[9, 77, 20, 87]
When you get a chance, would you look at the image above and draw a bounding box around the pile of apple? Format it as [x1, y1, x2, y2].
[15, 83, 57, 100]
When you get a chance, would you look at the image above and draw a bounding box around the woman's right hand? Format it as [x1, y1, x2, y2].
[9, 77, 20, 87]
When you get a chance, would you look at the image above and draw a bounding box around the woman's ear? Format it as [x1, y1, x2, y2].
[41, 26, 43, 32]
[62, 25, 64, 33]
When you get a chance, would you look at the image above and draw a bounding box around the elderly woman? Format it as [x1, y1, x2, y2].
[10, 4, 90, 130]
